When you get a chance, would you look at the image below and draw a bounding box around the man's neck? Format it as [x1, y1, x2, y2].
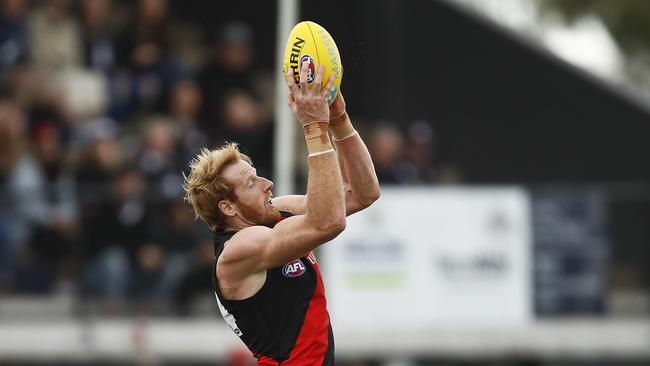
[223, 217, 254, 232]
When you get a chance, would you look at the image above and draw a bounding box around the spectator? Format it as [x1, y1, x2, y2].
[132, 240, 165, 306]
[27, 0, 82, 72]
[14, 121, 78, 294]
[73, 118, 127, 305]
[81, 165, 155, 304]
[146, 200, 202, 303]
[403, 120, 438, 184]
[369, 121, 440, 185]
[115, 0, 171, 70]
[5, 65, 67, 128]
[137, 116, 184, 200]
[54, 67, 109, 127]
[111, 0, 189, 120]
[368, 123, 410, 184]
[167, 78, 207, 166]
[0, 98, 30, 289]
[0, 0, 29, 74]
[215, 89, 273, 178]
[74, 117, 122, 202]
[174, 239, 214, 315]
[198, 22, 272, 130]
[79, 0, 116, 72]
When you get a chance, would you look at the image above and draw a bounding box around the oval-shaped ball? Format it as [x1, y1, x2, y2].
[283, 21, 342, 105]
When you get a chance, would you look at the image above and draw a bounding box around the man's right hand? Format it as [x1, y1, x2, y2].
[286, 62, 335, 126]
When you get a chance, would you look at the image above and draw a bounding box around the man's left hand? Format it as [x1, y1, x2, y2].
[329, 92, 346, 121]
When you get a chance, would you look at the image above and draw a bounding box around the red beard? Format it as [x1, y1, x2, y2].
[237, 201, 279, 228]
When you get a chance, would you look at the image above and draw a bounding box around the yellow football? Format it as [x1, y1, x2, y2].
[283, 21, 342, 105]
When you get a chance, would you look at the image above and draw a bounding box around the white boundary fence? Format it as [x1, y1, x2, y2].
[0, 318, 648, 362]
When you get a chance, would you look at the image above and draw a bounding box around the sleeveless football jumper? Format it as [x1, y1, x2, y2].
[212, 212, 334, 366]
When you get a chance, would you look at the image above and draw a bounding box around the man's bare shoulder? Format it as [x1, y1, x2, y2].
[217, 225, 274, 284]
[220, 225, 272, 263]
[216, 226, 272, 298]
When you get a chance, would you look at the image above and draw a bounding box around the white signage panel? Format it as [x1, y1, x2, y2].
[321, 187, 532, 331]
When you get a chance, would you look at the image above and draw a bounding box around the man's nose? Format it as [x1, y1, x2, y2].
[262, 178, 273, 192]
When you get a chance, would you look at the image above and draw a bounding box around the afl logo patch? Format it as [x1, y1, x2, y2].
[299, 55, 315, 83]
[282, 259, 306, 278]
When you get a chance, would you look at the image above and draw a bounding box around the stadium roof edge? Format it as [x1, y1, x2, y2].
[436, 0, 650, 118]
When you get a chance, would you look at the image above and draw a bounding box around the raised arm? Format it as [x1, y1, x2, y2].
[272, 92, 380, 217]
[329, 92, 380, 215]
[219, 63, 346, 280]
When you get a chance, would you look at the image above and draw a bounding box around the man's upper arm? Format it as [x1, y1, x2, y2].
[273, 189, 367, 217]
[219, 214, 337, 279]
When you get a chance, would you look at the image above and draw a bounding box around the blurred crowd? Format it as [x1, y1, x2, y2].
[0, 0, 440, 314]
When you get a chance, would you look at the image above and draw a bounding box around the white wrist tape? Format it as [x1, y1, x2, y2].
[332, 130, 358, 142]
[308, 148, 335, 157]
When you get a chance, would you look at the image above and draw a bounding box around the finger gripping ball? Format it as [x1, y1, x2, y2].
[283, 21, 342, 105]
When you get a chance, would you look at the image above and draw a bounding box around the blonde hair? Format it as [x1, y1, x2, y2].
[183, 143, 252, 230]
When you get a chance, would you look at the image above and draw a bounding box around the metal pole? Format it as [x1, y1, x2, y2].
[273, 0, 299, 195]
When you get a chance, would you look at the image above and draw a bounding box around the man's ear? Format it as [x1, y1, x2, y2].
[218, 199, 237, 217]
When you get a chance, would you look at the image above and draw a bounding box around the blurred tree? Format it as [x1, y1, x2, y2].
[539, 0, 650, 53]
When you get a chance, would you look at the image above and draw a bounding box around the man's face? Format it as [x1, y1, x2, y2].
[222, 159, 281, 227]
